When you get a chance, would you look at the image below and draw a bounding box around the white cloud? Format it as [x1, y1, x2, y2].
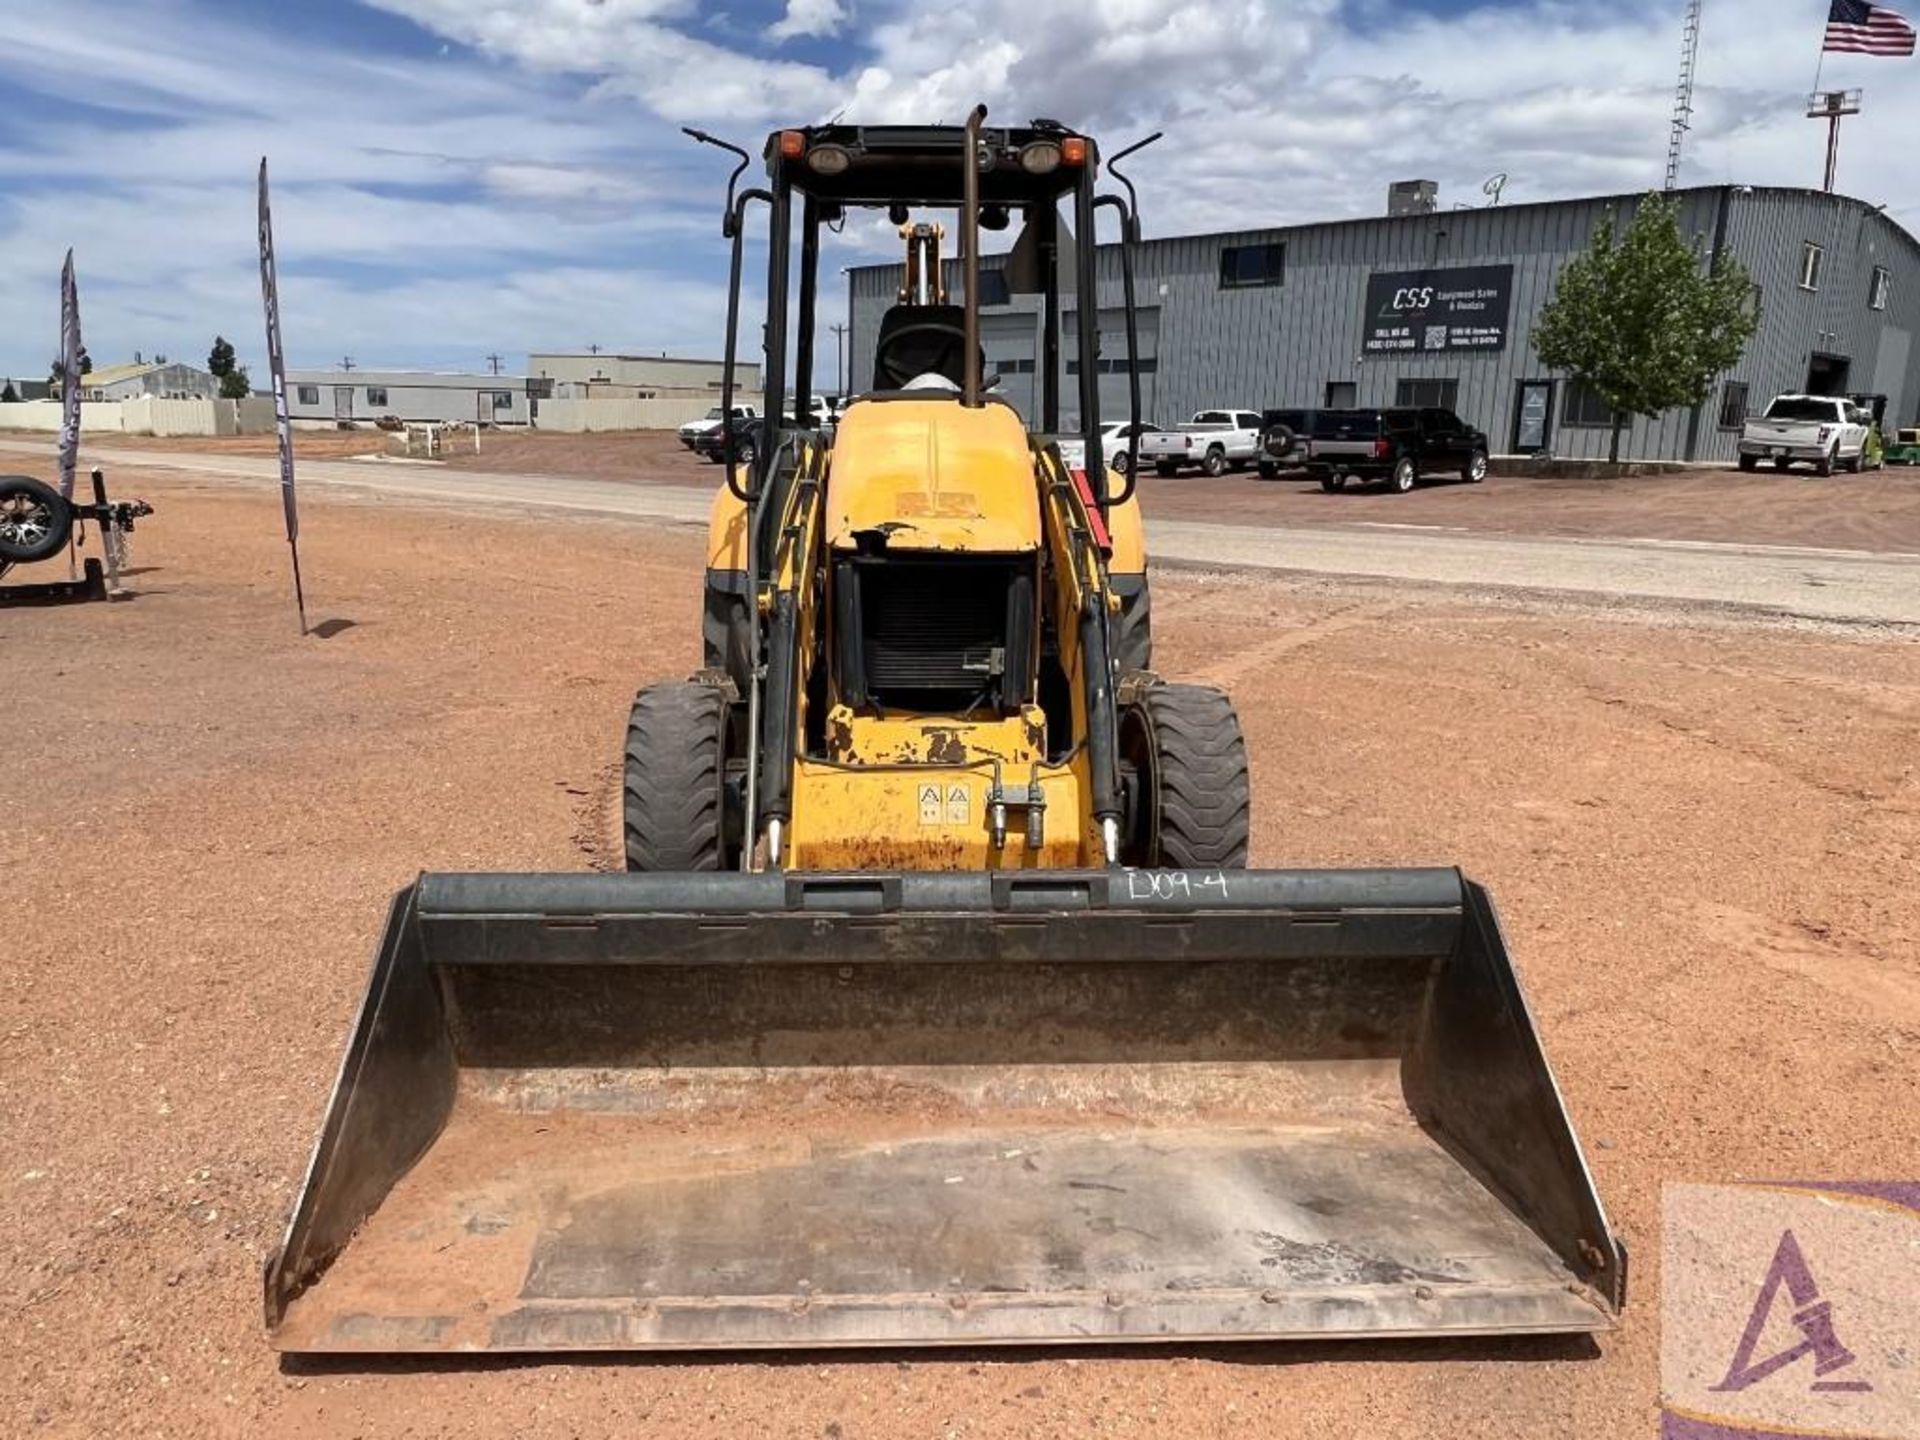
[769, 0, 849, 42]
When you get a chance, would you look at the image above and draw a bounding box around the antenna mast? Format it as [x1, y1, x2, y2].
[1665, 0, 1704, 189]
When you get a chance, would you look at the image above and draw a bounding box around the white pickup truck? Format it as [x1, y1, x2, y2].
[678, 403, 758, 451]
[1737, 394, 1870, 476]
[1136, 409, 1265, 477]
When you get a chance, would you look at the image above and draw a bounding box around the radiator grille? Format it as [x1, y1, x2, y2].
[862, 560, 1010, 700]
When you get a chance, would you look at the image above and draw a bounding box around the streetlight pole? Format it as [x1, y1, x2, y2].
[828, 323, 848, 395]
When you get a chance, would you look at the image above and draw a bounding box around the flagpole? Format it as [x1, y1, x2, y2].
[256, 158, 309, 636]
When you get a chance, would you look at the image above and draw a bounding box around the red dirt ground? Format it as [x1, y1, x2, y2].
[3, 462, 1918, 1438]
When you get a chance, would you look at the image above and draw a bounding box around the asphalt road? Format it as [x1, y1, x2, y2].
[7, 437, 1918, 627]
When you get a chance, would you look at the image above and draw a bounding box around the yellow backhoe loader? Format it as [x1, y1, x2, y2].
[265, 109, 1624, 1353]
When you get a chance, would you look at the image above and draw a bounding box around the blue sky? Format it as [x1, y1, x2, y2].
[1, 0, 1913, 382]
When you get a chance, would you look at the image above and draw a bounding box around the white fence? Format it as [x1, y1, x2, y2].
[535, 397, 717, 432]
[0, 395, 278, 437]
[2, 393, 712, 437]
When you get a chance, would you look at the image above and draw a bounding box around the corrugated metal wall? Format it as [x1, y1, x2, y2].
[847, 186, 1920, 461]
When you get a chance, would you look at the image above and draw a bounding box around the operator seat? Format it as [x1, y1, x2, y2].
[871, 304, 983, 390]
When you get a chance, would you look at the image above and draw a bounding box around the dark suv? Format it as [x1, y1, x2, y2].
[1255, 408, 1315, 477]
[690, 413, 761, 467]
[1307, 407, 1489, 493]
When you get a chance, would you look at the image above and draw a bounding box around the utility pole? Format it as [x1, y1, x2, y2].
[485, 352, 503, 374]
[1664, 0, 1704, 190]
[587, 342, 602, 355]
[338, 355, 355, 372]
[828, 323, 849, 394]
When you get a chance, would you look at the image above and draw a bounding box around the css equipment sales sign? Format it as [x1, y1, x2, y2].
[1361, 264, 1513, 354]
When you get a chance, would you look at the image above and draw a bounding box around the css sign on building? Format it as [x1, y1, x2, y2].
[1362, 264, 1515, 355]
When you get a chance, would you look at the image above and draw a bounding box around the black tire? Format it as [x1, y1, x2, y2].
[1256, 461, 1278, 479]
[1815, 447, 1835, 478]
[624, 681, 732, 872]
[1390, 456, 1417, 493]
[0, 476, 73, 564]
[1737, 453, 1757, 472]
[1843, 451, 1862, 474]
[1111, 449, 1134, 477]
[1319, 473, 1344, 493]
[1119, 682, 1251, 869]
[1462, 448, 1488, 483]
[1201, 446, 1228, 478]
[1112, 579, 1153, 673]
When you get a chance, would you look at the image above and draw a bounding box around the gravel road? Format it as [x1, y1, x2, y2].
[5, 437, 1916, 627]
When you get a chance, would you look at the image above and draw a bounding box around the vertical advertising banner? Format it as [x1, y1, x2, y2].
[57, 249, 81, 500]
[257, 158, 308, 632]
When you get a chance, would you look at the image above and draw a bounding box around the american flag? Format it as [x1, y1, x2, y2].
[1824, 0, 1917, 55]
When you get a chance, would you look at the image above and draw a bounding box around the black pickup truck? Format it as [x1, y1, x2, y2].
[1306, 407, 1489, 493]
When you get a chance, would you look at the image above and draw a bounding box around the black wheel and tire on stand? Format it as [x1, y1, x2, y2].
[1119, 681, 1251, 869]
[0, 476, 74, 565]
[623, 681, 741, 872]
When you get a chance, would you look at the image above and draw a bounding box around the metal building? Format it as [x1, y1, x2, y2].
[528, 352, 761, 398]
[284, 369, 537, 426]
[846, 184, 1920, 462]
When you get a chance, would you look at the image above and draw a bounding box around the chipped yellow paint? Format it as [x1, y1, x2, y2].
[786, 756, 1093, 869]
[823, 705, 1049, 766]
[826, 399, 1040, 552]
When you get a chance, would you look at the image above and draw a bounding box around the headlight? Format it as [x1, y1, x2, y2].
[806, 144, 851, 176]
[1019, 140, 1062, 175]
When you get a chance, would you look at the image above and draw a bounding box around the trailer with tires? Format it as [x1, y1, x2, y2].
[0, 471, 153, 603]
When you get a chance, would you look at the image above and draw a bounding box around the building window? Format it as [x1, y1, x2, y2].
[297, 385, 319, 405]
[1219, 241, 1285, 289]
[1799, 242, 1823, 292]
[491, 390, 514, 411]
[977, 271, 1010, 307]
[1561, 378, 1615, 427]
[1870, 265, 1890, 310]
[1718, 381, 1750, 430]
[1393, 378, 1458, 410]
[366, 386, 388, 407]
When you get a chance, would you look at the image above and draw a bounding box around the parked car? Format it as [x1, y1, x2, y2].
[1136, 409, 1265, 477]
[1737, 394, 1870, 475]
[688, 413, 760, 467]
[678, 403, 757, 451]
[1306, 407, 1489, 493]
[1885, 426, 1920, 466]
[1256, 408, 1316, 477]
[1054, 421, 1163, 474]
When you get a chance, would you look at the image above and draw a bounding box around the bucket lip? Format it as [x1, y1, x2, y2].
[413, 867, 1469, 920]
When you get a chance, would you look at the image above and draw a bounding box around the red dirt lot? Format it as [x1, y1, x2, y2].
[3, 463, 1919, 1439]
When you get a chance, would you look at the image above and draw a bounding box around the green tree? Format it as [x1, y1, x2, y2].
[208, 335, 237, 379]
[219, 366, 252, 400]
[1, 381, 18, 403]
[1533, 192, 1758, 462]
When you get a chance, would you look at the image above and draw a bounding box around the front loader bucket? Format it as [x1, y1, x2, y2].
[266, 869, 1623, 1353]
